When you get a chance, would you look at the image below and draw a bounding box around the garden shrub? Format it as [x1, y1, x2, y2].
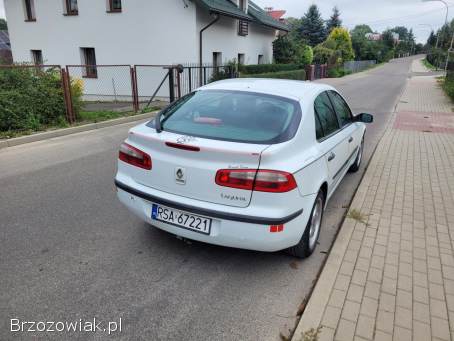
[442, 77, 454, 102]
[0, 66, 82, 133]
[241, 69, 306, 81]
[239, 63, 301, 75]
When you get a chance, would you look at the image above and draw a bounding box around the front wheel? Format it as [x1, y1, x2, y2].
[287, 190, 325, 259]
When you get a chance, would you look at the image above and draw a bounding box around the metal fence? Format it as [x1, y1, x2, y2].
[66, 65, 136, 115]
[343, 60, 376, 73]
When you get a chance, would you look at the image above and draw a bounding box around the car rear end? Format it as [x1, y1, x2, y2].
[115, 87, 313, 252]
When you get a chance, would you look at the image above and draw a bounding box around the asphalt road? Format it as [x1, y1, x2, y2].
[0, 56, 415, 341]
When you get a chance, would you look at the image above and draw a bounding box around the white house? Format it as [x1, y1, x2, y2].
[4, 0, 288, 101]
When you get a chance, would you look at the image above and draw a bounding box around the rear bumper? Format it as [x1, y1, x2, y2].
[115, 179, 315, 252]
[115, 179, 302, 225]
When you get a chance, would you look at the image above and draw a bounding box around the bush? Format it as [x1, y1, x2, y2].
[442, 77, 454, 101]
[239, 63, 301, 75]
[0, 66, 82, 133]
[327, 67, 351, 78]
[240, 69, 306, 81]
[313, 45, 336, 64]
[295, 45, 314, 67]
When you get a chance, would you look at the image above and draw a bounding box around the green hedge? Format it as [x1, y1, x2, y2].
[0, 66, 81, 133]
[239, 63, 301, 75]
[241, 69, 306, 81]
[442, 77, 454, 102]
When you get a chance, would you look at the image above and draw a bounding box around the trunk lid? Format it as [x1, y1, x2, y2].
[126, 124, 269, 208]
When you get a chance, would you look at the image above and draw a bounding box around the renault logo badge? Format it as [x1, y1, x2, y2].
[175, 167, 186, 184]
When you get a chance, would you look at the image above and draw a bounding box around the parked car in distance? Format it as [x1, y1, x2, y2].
[115, 79, 373, 258]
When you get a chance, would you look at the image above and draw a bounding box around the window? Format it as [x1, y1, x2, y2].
[65, 0, 78, 15]
[238, 53, 245, 66]
[328, 91, 353, 127]
[81, 48, 97, 78]
[31, 50, 43, 65]
[24, 0, 36, 21]
[314, 92, 340, 139]
[108, 0, 122, 12]
[258, 55, 264, 64]
[149, 90, 301, 144]
[315, 113, 324, 140]
[238, 20, 249, 36]
[213, 52, 222, 68]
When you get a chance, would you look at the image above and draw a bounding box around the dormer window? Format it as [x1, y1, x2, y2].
[238, 20, 248, 36]
[65, 0, 78, 16]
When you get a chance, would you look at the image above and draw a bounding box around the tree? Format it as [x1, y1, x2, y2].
[350, 25, 373, 60]
[0, 19, 7, 31]
[427, 31, 437, 48]
[300, 5, 327, 47]
[326, 7, 342, 33]
[286, 17, 303, 43]
[273, 35, 296, 64]
[325, 27, 355, 62]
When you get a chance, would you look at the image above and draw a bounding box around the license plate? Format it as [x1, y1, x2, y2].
[151, 204, 212, 235]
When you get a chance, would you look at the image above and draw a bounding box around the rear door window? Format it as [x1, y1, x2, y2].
[314, 92, 340, 139]
[149, 90, 301, 144]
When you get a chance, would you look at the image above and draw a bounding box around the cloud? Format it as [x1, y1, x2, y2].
[254, 0, 451, 43]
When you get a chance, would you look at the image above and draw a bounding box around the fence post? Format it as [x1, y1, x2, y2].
[188, 67, 192, 92]
[130, 66, 139, 112]
[306, 65, 315, 81]
[176, 68, 182, 99]
[61, 68, 72, 124]
[63, 66, 75, 124]
[168, 67, 175, 103]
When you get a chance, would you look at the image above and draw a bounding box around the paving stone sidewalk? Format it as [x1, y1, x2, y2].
[292, 64, 454, 341]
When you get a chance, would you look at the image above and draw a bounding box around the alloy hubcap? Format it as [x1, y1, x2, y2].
[309, 197, 323, 250]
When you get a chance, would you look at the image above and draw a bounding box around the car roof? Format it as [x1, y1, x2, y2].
[199, 78, 335, 101]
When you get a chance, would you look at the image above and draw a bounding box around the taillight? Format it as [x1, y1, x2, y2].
[119, 143, 152, 170]
[215, 169, 297, 193]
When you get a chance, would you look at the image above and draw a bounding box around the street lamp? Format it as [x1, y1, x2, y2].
[422, 0, 449, 26]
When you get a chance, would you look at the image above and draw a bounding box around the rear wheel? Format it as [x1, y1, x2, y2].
[287, 190, 325, 259]
[349, 136, 364, 173]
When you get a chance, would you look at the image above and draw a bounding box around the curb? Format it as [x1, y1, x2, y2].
[0, 111, 157, 150]
[290, 67, 411, 341]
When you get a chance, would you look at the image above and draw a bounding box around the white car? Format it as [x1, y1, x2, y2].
[115, 79, 373, 258]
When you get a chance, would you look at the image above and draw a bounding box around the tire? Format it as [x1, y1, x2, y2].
[348, 136, 364, 173]
[287, 190, 325, 259]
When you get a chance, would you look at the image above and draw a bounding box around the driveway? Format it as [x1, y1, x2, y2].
[0, 56, 416, 341]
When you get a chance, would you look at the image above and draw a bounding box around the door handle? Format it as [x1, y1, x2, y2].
[348, 137, 354, 143]
[328, 152, 336, 162]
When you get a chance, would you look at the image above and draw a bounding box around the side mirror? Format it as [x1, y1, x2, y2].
[354, 113, 374, 123]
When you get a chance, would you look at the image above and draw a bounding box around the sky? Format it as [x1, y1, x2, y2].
[0, 0, 452, 43]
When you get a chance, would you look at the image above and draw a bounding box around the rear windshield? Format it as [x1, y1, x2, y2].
[148, 90, 301, 144]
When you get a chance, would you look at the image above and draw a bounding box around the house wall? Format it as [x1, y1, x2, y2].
[196, 8, 275, 66]
[5, 0, 199, 99]
[4, 0, 277, 100]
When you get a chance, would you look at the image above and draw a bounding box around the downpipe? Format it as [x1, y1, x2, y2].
[199, 14, 220, 86]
